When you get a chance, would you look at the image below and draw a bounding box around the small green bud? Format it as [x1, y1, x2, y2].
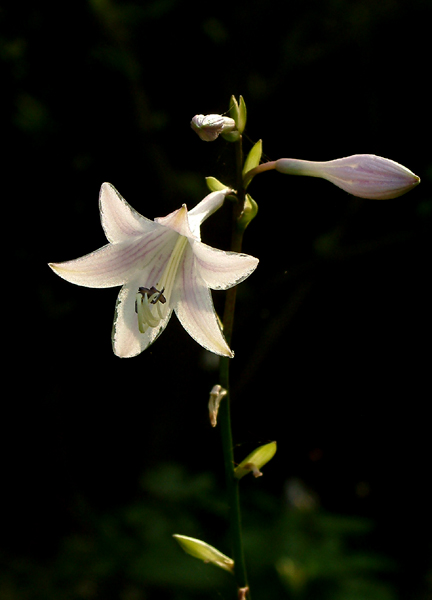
[229, 95, 247, 134]
[205, 176, 231, 193]
[234, 441, 277, 479]
[229, 95, 239, 123]
[237, 194, 258, 231]
[173, 534, 234, 573]
[237, 95, 247, 134]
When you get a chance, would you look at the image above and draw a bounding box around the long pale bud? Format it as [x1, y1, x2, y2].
[275, 154, 420, 199]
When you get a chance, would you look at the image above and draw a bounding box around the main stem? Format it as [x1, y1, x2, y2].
[218, 135, 249, 597]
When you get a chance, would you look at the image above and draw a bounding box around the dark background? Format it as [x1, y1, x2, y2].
[2, 0, 431, 599]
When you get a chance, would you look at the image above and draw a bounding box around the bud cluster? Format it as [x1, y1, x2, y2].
[191, 98, 420, 201]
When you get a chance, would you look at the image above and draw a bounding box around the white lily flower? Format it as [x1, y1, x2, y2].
[49, 183, 258, 358]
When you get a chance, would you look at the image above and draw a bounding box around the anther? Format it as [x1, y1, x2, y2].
[138, 286, 166, 304]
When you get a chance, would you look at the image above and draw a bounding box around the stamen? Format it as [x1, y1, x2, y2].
[141, 295, 160, 327]
[150, 287, 167, 305]
[138, 286, 166, 304]
[136, 293, 158, 331]
[136, 236, 188, 333]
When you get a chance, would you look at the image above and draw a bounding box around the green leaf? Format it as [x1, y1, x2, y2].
[243, 139, 262, 176]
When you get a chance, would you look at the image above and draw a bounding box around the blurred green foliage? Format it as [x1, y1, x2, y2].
[1, 464, 397, 600]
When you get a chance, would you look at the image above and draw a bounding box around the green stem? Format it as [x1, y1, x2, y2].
[243, 160, 276, 189]
[218, 134, 250, 597]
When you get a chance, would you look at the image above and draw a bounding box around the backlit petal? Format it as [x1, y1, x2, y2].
[99, 182, 157, 243]
[191, 240, 259, 290]
[187, 190, 229, 238]
[155, 205, 195, 238]
[49, 226, 176, 288]
[112, 277, 173, 358]
[173, 246, 233, 357]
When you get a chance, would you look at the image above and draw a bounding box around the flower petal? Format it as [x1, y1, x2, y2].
[191, 240, 259, 290]
[99, 182, 156, 243]
[173, 247, 233, 357]
[112, 277, 173, 358]
[49, 227, 177, 288]
[155, 204, 196, 239]
[187, 190, 229, 238]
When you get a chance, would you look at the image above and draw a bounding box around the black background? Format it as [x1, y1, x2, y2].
[2, 0, 431, 598]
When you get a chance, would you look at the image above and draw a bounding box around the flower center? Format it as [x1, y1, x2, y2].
[135, 235, 188, 334]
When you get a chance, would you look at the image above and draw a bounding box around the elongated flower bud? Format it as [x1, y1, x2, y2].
[234, 441, 277, 479]
[275, 154, 420, 199]
[173, 535, 234, 573]
[191, 114, 236, 141]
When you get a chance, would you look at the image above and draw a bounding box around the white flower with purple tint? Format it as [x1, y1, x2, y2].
[49, 183, 258, 358]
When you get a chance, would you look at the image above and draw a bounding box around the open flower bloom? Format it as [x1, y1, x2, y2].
[274, 154, 420, 199]
[49, 183, 258, 358]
